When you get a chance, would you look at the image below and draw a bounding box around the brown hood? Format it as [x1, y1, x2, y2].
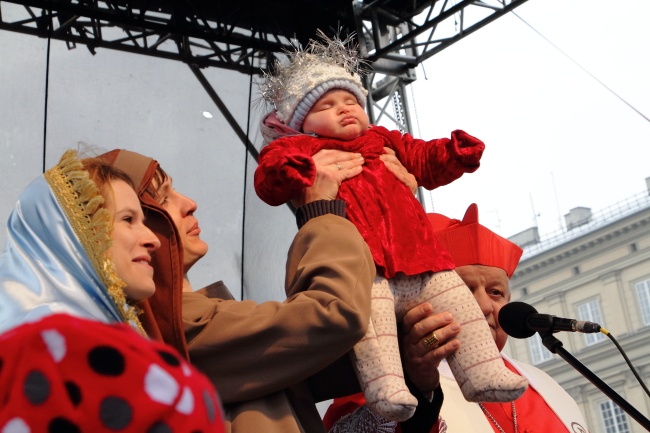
[101, 149, 189, 359]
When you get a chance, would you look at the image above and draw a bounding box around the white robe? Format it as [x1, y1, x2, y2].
[438, 354, 589, 432]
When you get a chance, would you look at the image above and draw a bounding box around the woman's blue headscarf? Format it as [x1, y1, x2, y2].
[0, 150, 143, 334]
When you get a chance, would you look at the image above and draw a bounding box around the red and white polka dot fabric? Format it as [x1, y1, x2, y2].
[0, 314, 225, 433]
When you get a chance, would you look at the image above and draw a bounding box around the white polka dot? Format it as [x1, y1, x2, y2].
[2, 418, 31, 433]
[40, 329, 66, 362]
[175, 387, 195, 415]
[144, 364, 179, 405]
[181, 363, 192, 377]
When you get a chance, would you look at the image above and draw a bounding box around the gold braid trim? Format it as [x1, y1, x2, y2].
[44, 150, 146, 335]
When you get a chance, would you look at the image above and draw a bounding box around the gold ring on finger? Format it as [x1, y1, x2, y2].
[423, 331, 440, 348]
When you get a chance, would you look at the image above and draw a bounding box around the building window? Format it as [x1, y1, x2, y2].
[521, 287, 528, 296]
[635, 279, 650, 326]
[577, 300, 606, 345]
[630, 243, 637, 252]
[528, 333, 552, 365]
[599, 400, 630, 433]
[573, 266, 580, 275]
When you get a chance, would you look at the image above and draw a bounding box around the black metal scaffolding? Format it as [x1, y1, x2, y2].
[0, 0, 530, 148]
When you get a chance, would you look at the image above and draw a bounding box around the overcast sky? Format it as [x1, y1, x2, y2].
[406, 0, 650, 240]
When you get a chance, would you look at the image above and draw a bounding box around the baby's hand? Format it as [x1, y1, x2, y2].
[450, 130, 485, 169]
[380, 148, 418, 195]
[291, 149, 364, 207]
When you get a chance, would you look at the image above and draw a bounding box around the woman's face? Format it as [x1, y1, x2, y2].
[105, 179, 161, 301]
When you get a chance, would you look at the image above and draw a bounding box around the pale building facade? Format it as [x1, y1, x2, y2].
[505, 184, 650, 433]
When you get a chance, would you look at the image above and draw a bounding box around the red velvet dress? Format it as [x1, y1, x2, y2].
[254, 125, 484, 278]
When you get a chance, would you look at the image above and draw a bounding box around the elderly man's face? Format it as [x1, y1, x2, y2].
[455, 264, 511, 351]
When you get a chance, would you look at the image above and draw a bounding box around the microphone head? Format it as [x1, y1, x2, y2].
[499, 301, 538, 339]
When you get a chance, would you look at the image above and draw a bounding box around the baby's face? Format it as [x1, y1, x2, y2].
[302, 89, 369, 140]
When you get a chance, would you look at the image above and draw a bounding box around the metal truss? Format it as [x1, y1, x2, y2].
[354, 0, 530, 76]
[0, 0, 306, 74]
[1, 0, 529, 76]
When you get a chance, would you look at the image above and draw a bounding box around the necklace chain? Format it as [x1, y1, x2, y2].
[478, 402, 518, 433]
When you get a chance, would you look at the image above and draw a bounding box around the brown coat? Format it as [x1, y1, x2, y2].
[183, 214, 375, 433]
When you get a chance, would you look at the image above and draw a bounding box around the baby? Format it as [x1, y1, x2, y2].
[254, 31, 527, 422]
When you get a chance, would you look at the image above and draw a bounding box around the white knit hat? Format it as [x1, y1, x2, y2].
[261, 30, 368, 132]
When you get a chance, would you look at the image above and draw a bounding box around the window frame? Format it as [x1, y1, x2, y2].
[577, 299, 606, 346]
[598, 399, 631, 433]
[527, 332, 553, 365]
[635, 278, 650, 326]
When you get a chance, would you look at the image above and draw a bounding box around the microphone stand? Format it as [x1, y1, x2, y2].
[541, 332, 650, 431]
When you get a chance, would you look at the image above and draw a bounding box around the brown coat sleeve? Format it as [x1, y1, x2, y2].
[183, 214, 374, 404]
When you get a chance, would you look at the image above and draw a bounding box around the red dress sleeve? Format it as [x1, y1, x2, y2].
[254, 140, 317, 206]
[376, 127, 485, 191]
